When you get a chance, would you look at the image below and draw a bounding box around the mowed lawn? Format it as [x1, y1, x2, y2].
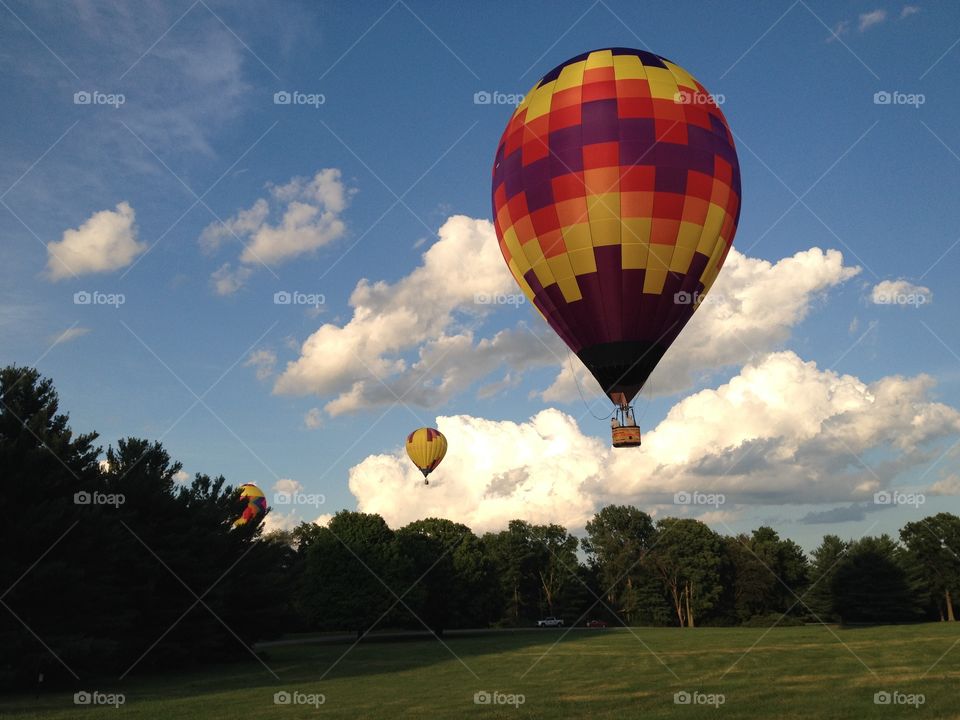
[4, 624, 959, 719]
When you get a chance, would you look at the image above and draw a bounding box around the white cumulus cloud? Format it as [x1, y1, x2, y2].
[349, 409, 604, 533]
[273, 478, 303, 497]
[928, 475, 960, 496]
[46, 202, 145, 280]
[304, 407, 324, 429]
[859, 9, 887, 31]
[870, 279, 932, 306]
[245, 348, 277, 381]
[202, 169, 351, 294]
[273, 215, 553, 414]
[347, 352, 960, 532]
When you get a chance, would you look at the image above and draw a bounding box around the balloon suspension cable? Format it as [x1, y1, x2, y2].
[635, 381, 654, 423]
[613, 403, 638, 427]
[568, 352, 614, 421]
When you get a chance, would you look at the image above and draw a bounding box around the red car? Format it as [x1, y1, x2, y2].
[586, 620, 608, 628]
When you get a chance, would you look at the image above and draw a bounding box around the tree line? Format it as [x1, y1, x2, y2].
[2, 365, 958, 692]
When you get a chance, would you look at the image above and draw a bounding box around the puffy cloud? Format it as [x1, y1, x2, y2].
[321, 325, 562, 416]
[347, 352, 960, 532]
[900, 5, 920, 19]
[859, 9, 887, 31]
[929, 475, 960, 496]
[245, 349, 277, 381]
[304, 408, 323, 429]
[173, 470, 190, 485]
[601, 352, 959, 503]
[349, 409, 604, 533]
[46, 202, 145, 280]
[826, 20, 850, 42]
[263, 509, 300, 533]
[543, 247, 860, 401]
[202, 170, 350, 293]
[274, 216, 548, 412]
[870, 279, 932, 307]
[273, 478, 303, 498]
[210, 263, 252, 295]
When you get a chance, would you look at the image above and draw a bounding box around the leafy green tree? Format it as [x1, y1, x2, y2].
[719, 527, 808, 625]
[482, 520, 542, 623]
[1, 366, 102, 688]
[300, 512, 398, 635]
[648, 518, 724, 627]
[582, 505, 660, 623]
[721, 534, 772, 623]
[0, 366, 292, 690]
[395, 518, 495, 632]
[528, 524, 579, 617]
[900, 514, 960, 621]
[805, 535, 849, 622]
[830, 535, 922, 624]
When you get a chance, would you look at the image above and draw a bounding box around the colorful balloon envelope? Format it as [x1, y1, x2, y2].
[233, 483, 268, 528]
[405, 427, 447, 484]
[492, 48, 741, 446]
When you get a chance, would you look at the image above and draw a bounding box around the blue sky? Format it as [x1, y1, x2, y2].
[3, 0, 960, 550]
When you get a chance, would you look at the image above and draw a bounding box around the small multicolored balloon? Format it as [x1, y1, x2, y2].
[405, 428, 447, 485]
[233, 483, 268, 527]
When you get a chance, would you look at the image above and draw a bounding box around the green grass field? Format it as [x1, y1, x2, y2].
[4, 624, 959, 719]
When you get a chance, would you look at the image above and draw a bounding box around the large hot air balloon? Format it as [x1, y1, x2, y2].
[233, 483, 268, 528]
[492, 48, 741, 447]
[405, 427, 447, 485]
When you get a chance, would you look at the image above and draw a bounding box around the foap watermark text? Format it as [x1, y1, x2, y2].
[675, 491, 725, 508]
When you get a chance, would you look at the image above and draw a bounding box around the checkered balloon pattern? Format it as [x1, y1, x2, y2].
[492, 48, 741, 405]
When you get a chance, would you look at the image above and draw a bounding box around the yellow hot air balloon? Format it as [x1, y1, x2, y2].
[405, 428, 447, 485]
[233, 483, 267, 527]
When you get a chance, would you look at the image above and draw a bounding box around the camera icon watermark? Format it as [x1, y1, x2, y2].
[74, 490, 125, 508]
[873, 490, 925, 508]
[874, 690, 925, 707]
[873, 290, 928, 307]
[273, 90, 325, 108]
[273, 290, 325, 308]
[74, 290, 125, 308]
[674, 690, 725, 707]
[274, 491, 326, 508]
[73, 90, 125, 108]
[474, 292, 526, 307]
[273, 690, 325, 707]
[674, 290, 721, 308]
[673, 89, 724, 106]
[873, 90, 924, 108]
[74, 690, 125, 707]
[674, 490, 725, 508]
[473, 690, 525, 708]
[473, 90, 525, 106]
